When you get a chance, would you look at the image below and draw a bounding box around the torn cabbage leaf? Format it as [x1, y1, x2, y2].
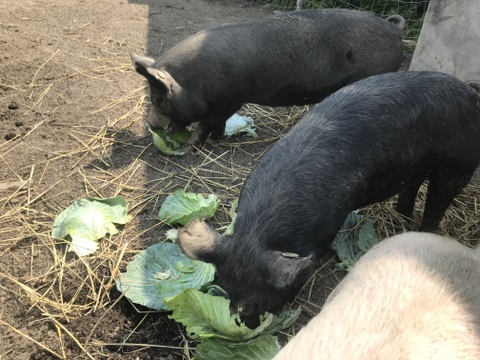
[165, 228, 179, 242]
[164, 288, 299, 359]
[330, 211, 378, 270]
[147, 123, 190, 156]
[164, 288, 301, 341]
[116, 242, 215, 311]
[224, 198, 238, 235]
[51, 196, 130, 257]
[224, 114, 257, 138]
[195, 335, 280, 360]
[158, 189, 219, 226]
[148, 114, 255, 156]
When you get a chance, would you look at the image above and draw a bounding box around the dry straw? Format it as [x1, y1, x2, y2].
[1, 51, 479, 359]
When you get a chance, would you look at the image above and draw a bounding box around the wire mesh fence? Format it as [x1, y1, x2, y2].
[264, 0, 429, 40]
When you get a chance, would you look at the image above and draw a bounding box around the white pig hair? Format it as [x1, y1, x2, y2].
[274, 232, 480, 360]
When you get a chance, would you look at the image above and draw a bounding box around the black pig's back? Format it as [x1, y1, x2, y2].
[234, 71, 480, 253]
[160, 9, 404, 106]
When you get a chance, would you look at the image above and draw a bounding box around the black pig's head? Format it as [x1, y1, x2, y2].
[131, 52, 207, 131]
[178, 218, 316, 328]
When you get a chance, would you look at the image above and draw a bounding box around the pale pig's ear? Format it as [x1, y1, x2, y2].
[177, 218, 224, 262]
[131, 52, 174, 93]
[266, 251, 316, 292]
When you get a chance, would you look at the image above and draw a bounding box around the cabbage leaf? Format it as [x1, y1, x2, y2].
[147, 123, 189, 156]
[330, 212, 378, 270]
[224, 198, 238, 235]
[164, 288, 301, 341]
[116, 242, 215, 311]
[158, 189, 219, 226]
[51, 196, 130, 257]
[224, 114, 257, 138]
[195, 336, 280, 360]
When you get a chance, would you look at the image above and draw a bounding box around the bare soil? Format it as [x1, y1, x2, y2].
[1, 1, 479, 359]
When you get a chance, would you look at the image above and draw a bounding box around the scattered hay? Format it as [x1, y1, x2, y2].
[2, 50, 480, 359]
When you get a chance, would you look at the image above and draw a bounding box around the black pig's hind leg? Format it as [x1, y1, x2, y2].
[420, 164, 477, 232]
[396, 177, 426, 219]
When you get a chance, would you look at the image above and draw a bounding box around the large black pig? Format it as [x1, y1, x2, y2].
[177, 71, 480, 328]
[132, 9, 405, 152]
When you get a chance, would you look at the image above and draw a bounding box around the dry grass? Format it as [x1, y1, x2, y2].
[1, 52, 480, 360]
[0, 51, 309, 358]
[1, 54, 162, 358]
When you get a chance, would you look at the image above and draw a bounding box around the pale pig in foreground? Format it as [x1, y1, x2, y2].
[132, 9, 405, 152]
[274, 232, 480, 359]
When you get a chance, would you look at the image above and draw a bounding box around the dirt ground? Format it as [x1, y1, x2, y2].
[0, 1, 325, 359]
[1, 0, 479, 359]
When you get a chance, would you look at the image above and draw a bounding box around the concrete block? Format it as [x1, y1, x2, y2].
[410, 0, 480, 81]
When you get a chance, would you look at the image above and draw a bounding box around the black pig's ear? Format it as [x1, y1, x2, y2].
[178, 218, 224, 262]
[266, 251, 316, 292]
[466, 80, 480, 95]
[131, 52, 155, 70]
[131, 52, 175, 93]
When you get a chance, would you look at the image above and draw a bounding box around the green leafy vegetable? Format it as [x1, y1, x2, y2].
[51, 196, 131, 257]
[116, 242, 215, 311]
[165, 228, 179, 242]
[147, 123, 190, 156]
[224, 198, 238, 235]
[148, 114, 255, 156]
[195, 336, 280, 360]
[158, 189, 219, 226]
[164, 288, 301, 341]
[224, 114, 257, 138]
[330, 212, 379, 270]
[206, 285, 229, 297]
[164, 288, 299, 359]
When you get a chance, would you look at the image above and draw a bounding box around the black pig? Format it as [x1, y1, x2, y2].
[132, 9, 405, 152]
[177, 71, 480, 328]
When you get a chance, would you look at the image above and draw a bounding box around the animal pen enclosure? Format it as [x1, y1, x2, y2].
[1, 0, 479, 359]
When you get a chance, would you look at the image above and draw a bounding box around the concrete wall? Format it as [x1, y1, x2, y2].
[410, 0, 480, 81]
